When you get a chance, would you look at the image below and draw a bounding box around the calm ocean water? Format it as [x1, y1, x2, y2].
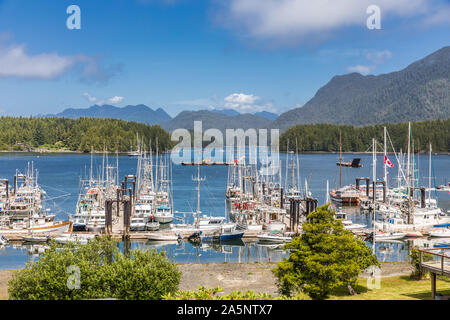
[0, 152, 448, 269]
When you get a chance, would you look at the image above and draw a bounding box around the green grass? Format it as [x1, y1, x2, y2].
[327, 276, 450, 300]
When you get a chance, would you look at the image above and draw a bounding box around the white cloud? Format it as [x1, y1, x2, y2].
[223, 93, 276, 113]
[366, 50, 393, 64]
[422, 6, 450, 27]
[107, 96, 124, 104]
[83, 93, 124, 105]
[173, 93, 277, 113]
[83, 92, 98, 103]
[218, 0, 442, 44]
[0, 44, 75, 79]
[345, 49, 393, 75]
[0, 42, 121, 82]
[346, 65, 374, 75]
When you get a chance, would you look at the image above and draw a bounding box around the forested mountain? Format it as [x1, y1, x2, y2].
[47, 104, 172, 125]
[161, 110, 272, 132]
[280, 119, 450, 153]
[273, 47, 450, 131]
[0, 117, 172, 152]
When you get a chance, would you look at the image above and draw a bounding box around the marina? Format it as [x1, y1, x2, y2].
[0, 137, 448, 269]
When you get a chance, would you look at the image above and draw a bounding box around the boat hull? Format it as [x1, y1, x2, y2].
[201, 230, 244, 242]
[154, 216, 173, 224]
[0, 220, 72, 235]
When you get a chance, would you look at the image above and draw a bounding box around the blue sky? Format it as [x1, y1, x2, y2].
[0, 0, 449, 117]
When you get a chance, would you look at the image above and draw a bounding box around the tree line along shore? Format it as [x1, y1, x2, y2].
[0, 117, 448, 153]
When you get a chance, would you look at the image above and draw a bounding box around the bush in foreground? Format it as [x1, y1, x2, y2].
[8, 236, 181, 300]
[273, 204, 379, 300]
[163, 286, 308, 300]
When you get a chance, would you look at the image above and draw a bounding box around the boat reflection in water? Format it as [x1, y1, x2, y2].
[132, 239, 290, 264]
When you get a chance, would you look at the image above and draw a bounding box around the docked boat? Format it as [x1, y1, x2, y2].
[342, 220, 367, 231]
[200, 224, 244, 242]
[335, 211, 366, 230]
[0, 219, 72, 235]
[372, 232, 407, 241]
[429, 227, 450, 238]
[330, 186, 360, 205]
[405, 231, 423, 238]
[154, 204, 173, 224]
[130, 217, 146, 231]
[86, 209, 106, 233]
[146, 221, 160, 231]
[0, 234, 8, 245]
[54, 233, 94, 245]
[336, 158, 362, 168]
[147, 233, 182, 241]
[23, 234, 51, 243]
[257, 231, 293, 243]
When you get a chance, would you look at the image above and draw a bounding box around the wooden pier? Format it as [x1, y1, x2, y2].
[419, 247, 450, 300]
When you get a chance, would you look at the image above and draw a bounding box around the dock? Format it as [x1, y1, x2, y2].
[181, 161, 233, 166]
[4, 228, 261, 242]
[419, 247, 450, 300]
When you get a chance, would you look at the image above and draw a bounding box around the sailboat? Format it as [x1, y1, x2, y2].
[192, 163, 243, 242]
[374, 123, 450, 233]
[0, 162, 72, 235]
[330, 132, 360, 204]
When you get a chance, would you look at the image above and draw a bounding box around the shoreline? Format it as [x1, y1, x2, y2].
[0, 150, 448, 155]
[0, 262, 414, 300]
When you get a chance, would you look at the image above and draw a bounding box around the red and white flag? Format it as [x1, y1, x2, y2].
[384, 156, 394, 168]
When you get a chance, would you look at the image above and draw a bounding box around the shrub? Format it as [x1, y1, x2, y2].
[164, 286, 292, 300]
[8, 236, 181, 300]
[272, 204, 379, 300]
[409, 246, 433, 280]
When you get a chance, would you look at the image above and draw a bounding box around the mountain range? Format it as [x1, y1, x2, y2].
[47, 104, 172, 125]
[272, 46, 450, 130]
[46, 46, 450, 132]
[161, 110, 272, 132]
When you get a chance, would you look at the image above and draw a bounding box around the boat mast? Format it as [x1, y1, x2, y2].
[428, 143, 432, 205]
[295, 139, 301, 194]
[339, 131, 342, 189]
[406, 122, 411, 224]
[372, 138, 377, 185]
[384, 127, 387, 186]
[193, 164, 205, 228]
[285, 139, 289, 190]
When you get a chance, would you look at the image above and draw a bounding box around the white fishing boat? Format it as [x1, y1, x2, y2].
[23, 234, 51, 243]
[1, 219, 72, 235]
[147, 232, 182, 241]
[257, 231, 293, 243]
[130, 217, 146, 231]
[342, 220, 367, 231]
[429, 227, 450, 238]
[86, 209, 106, 233]
[335, 211, 366, 230]
[54, 233, 94, 245]
[405, 231, 423, 238]
[374, 232, 407, 241]
[146, 221, 160, 231]
[200, 223, 245, 242]
[154, 204, 173, 224]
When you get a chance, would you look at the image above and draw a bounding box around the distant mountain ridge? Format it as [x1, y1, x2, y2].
[210, 109, 278, 120]
[161, 110, 272, 132]
[46, 47, 450, 132]
[47, 104, 172, 125]
[272, 46, 450, 131]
